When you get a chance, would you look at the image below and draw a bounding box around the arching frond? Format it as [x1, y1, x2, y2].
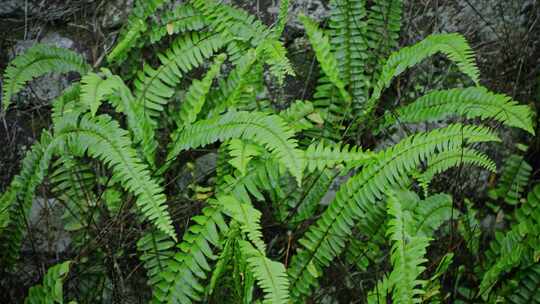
[53, 112, 175, 240]
[287, 124, 499, 299]
[385, 87, 536, 135]
[329, 0, 370, 106]
[24, 261, 72, 304]
[107, 0, 167, 63]
[0, 132, 56, 266]
[2, 44, 90, 110]
[226, 139, 263, 176]
[417, 148, 497, 193]
[272, 0, 290, 38]
[133, 32, 226, 124]
[366, 33, 480, 119]
[165, 110, 304, 184]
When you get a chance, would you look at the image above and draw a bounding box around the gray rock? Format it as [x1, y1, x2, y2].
[176, 153, 218, 190]
[23, 197, 71, 255]
[100, 0, 134, 29]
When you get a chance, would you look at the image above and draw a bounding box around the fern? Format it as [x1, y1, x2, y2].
[175, 54, 226, 128]
[288, 124, 499, 299]
[503, 264, 540, 304]
[53, 112, 175, 240]
[148, 3, 207, 44]
[139, 204, 228, 303]
[221, 195, 266, 252]
[107, 0, 167, 63]
[238, 241, 290, 304]
[365, 0, 403, 78]
[480, 185, 540, 298]
[24, 261, 72, 304]
[165, 110, 305, 184]
[328, 0, 370, 106]
[417, 148, 497, 193]
[0, 132, 56, 265]
[133, 32, 226, 124]
[366, 33, 480, 119]
[304, 141, 374, 172]
[272, 0, 290, 38]
[300, 14, 351, 104]
[2, 44, 90, 110]
[491, 154, 532, 205]
[387, 190, 430, 304]
[384, 87, 536, 135]
[226, 139, 263, 176]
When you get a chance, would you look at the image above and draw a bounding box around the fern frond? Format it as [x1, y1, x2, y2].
[257, 39, 295, 84]
[226, 139, 263, 176]
[204, 49, 259, 117]
[190, 0, 270, 46]
[0, 132, 56, 265]
[272, 0, 290, 38]
[278, 100, 320, 133]
[24, 261, 72, 304]
[417, 148, 497, 192]
[175, 54, 226, 129]
[366, 275, 391, 304]
[140, 204, 228, 303]
[411, 193, 454, 236]
[238, 240, 290, 304]
[384, 87, 536, 134]
[480, 185, 540, 298]
[221, 195, 266, 252]
[504, 264, 540, 304]
[107, 0, 167, 63]
[329, 0, 370, 106]
[2, 44, 90, 110]
[300, 14, 351, 103]
[148, 3, 207, 44]
[304, 141, 374, 172]
[165, 110, 304, 184]
[50, 156, 97, 232]
[491, 154, 532, 205]
[53, 112, 175, 240]
[287, 124, 499, 299]
[366, 33, 480, 119]
[134, 32, 226, 124]
[365, 0, 403, 79]
[387, 191, 430, 304]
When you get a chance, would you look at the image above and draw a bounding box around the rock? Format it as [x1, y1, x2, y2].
[176, 153, 218, 191]
[23, 197, 71, 255]
[100, 0, 134, 29]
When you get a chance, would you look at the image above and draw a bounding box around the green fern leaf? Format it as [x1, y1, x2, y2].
[134, 32, 226, 124]
[385, 87, 535, 135]
[366, 33, 480, 119]
[238, 240, 290, 304]
[221, 195, 266, 252]
[417, 148, 497, 192]
[288, 124, 499, 299]
[53, 112, 175, 240]
[491, 154, 532, 205]
[0, 132, 56, 266]
[2, 44, 90, 110]
[329, 0, 370, 106]
[387, 190, 430, 304]
[24, 261, 72, 304]
[175, 53, 226, 128]
[300, 14, 351, 103]
[165, 110, 305, 184]
[304, 141, 374, 172]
